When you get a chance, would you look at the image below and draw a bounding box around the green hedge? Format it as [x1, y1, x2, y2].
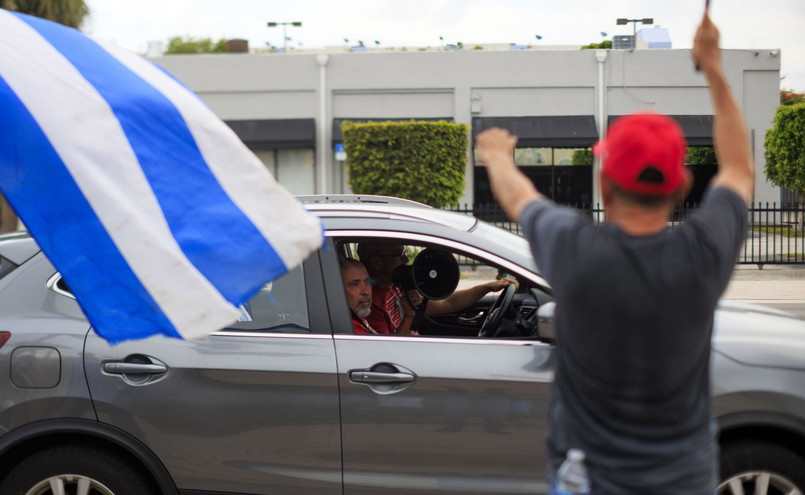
[765, 103, 805, 192]
[571, 149, 592, 165]
[342, 120, 469, 207]
[686, 146, 717, 165]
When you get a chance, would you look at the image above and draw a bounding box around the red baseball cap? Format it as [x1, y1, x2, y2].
[594, 112, 687, 196]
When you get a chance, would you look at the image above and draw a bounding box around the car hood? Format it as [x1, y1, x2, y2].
[713, 300, 805, 371]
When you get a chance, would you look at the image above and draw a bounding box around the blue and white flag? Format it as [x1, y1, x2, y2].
[0, 10, 324, 343]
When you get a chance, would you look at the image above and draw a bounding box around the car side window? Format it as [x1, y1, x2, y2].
[228, 264, 310, 334]
[48, 265, 312, 334]
[334, 237, 549, 340]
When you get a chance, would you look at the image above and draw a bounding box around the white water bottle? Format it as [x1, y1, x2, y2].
[555, 449, 591, 495]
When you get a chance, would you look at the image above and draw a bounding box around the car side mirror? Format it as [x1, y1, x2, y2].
[537, 302, 556, 341]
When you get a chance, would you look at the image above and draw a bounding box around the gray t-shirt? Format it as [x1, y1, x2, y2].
[520, 187, 747, 494]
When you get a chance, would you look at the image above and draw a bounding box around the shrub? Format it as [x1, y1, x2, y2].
[765, 103, 805, 193]
[342, 120, 469, 207]
[571, 149, 593, 165]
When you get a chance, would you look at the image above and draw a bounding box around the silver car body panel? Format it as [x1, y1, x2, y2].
[334, 337, 552, 495]
[0, 254, 94, 432]
[83, 331, 342, 494]
[714, 303, 805, 371]
[3, 203, 805, 494]
[0, 233, 39, 265]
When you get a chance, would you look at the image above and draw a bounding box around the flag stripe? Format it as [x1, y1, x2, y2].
[0, 11, 239, 339]
[0, 10, 324, 343]
[16, 13, 287, 305]
[95, 39, 325, 272]
[0, 75, 182, 341]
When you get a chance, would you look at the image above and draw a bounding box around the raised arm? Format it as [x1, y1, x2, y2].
[475, 128, 542, 222]
[691, 13, 754, 205]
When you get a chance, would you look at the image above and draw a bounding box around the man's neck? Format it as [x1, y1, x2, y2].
[606, 203, 670, 236]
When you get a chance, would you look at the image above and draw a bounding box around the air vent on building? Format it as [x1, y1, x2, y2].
[613, 35, 635, 50]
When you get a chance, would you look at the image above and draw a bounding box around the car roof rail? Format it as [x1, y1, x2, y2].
[296, 194, 431, 208]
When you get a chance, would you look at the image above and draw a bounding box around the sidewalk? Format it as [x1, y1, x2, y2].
[460, 264, 805, 301]
[724, 264, 805, 301]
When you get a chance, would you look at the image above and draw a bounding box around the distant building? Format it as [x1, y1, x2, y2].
[638, 27, 673, 49]
[155, 45, 781, 205]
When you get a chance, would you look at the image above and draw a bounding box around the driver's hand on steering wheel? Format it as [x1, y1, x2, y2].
[484, 278, 518, 293]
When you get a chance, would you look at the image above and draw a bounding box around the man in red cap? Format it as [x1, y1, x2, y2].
[476, 12, 752, 495]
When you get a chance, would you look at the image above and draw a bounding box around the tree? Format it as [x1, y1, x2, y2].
[165, 36, 227, 54]
[765, 103, 805, 196]
[686, 146, 717, 165]
[342, 121, 469, 207]
[0, 0, 90, 232]
[581, 40, 612, 50]
[571, 149, 592, 165]
[780, 90, 805, 107]
[0, 0, 89, 28]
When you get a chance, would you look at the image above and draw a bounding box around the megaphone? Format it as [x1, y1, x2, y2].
[392, 248, 459, 300]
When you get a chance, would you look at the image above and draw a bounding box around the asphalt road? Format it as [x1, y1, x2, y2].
[725, 264, 805, 319]
[739, 301, 805, 319]
[463, 263, 805, 319]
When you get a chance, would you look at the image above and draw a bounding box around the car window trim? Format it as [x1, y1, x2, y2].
[319, 237, 355, 334]
[302, 250, 332, 334]
[46, 272, 75, 300]
[334, 333, 551, 347]
[324, 230, 553, 342]
[211, 331, 333, 340]
[324, 229, 549, 288]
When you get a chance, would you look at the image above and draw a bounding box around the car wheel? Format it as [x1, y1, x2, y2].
[718, 440, 805, 495]
[0, 445, 155, 495]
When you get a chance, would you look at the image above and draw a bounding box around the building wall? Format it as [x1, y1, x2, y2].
[156, 47, 781, 204]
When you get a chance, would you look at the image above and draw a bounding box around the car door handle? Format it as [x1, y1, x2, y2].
[349, 370, 415, 384]
[458, 311, 485, 324]
[103, 362, 167, 375]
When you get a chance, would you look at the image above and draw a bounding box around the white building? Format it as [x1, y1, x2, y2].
[155, 44, 781, 205]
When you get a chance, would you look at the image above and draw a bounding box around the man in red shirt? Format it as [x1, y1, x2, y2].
[339, 257, 379, 334]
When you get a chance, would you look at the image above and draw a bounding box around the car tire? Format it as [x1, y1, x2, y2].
[718, 440, 805, 495]
[0, 445, 156, 495]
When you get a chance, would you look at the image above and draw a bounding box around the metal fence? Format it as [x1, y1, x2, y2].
[445, 203, 805, 266]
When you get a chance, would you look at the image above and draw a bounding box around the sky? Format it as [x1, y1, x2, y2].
[84, 0, 805, 92]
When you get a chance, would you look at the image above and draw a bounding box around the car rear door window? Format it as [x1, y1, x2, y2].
[228, 264, 311, 333]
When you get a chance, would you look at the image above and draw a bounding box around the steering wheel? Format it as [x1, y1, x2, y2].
[477, 283, 516, 338]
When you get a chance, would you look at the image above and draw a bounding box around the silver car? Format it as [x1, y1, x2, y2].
[1, 195, 804, 495]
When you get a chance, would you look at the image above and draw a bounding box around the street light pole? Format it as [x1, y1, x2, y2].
[267, 21, 302, 53]
[615, 17, 653, 49]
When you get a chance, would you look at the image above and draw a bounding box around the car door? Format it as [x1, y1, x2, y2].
[323, 232, 555, 495]
[84, 255, 342, 495]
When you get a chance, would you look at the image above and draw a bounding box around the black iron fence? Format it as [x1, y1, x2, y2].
[445, 202, 805, 266]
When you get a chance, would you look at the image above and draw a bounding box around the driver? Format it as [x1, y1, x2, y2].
[357, 242, 517, 335]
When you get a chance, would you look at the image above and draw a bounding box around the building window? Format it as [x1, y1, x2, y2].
[514, 147, 550, 166]
[474, 146, 594, 209]
[255, 148, 315, 195]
